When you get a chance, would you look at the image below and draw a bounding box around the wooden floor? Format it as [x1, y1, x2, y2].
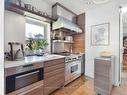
[111, 70, 127, 95]
[51, 76, 94, 95]
[51, 71, 127, 95]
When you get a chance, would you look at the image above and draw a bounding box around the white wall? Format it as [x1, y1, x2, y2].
[85, 0, 127, 86]
[0, 0, 4, 95]
[85, 0, 120, 86]
[5, 0, 52, 52]
[5, 11, 25, 52]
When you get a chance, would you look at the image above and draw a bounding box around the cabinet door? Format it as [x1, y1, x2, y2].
[44, 74, 64, 95]
[76, 13, 85, 31]
[44, 58, 64, 67]
[44, 59, 65, 95]
[72, 13, 85, 53]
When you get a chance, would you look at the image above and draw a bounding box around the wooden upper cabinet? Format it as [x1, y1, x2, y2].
[72, 13, 85, 53]
[76, 13, 85, 25]
[76, 13, 85, 31]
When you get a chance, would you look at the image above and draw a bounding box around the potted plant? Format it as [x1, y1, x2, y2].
[33, 34, 49, 56]
[25, 33, 48, 56]
[25, 37, 35, 56]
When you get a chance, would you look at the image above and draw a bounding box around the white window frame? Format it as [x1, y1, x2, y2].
[25, 17, 51, 53]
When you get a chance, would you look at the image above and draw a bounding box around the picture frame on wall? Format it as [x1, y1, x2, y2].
[91, 23, 110, 46]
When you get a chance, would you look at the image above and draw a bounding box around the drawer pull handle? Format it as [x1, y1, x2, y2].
[16, 71, 39, 79]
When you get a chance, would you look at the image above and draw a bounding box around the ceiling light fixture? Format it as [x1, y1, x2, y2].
[92, 0, 110, 4]
[86, 1, 93, 5]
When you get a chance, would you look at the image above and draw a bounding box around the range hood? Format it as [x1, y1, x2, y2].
[52, 17, 82, 33]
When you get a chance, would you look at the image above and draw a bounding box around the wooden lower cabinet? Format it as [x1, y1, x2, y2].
[44, 76, 64, 95]
[44, 58, 65, 95]
[94, 57, 113, 95]
[7, 58, 65, 95]
[7, 80, 44, 95]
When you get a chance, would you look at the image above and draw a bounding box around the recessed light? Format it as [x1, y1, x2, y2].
[92, 0, 110, 4]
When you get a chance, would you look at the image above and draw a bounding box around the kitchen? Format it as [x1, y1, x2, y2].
[4, 0, 85, 95]
[4, 0, 127, 95]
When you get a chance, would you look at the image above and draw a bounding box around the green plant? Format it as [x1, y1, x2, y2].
[26, 38, 34, 50]
[33, 34, 48, 50]
[26, 34, 48, 51]
[33, 38, 49, 50]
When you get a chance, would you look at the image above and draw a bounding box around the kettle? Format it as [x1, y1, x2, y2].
[8, 42, 25, 61]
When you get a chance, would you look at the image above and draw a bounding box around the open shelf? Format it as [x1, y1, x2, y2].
[52, 28, 83, 35]
[5, 1, 56, 22]
[53, 40, 74, 44]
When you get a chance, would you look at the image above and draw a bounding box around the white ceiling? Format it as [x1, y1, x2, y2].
[44, 0, 115, 15]
[44, 0, 90, 15]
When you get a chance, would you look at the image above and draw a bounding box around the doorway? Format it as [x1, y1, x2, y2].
[120, 6, 127, 87]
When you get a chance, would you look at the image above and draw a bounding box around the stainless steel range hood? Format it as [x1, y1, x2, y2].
[52, 17, 82, 33]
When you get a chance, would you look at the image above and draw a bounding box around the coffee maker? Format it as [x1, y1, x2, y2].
[8, 42, 25, 61]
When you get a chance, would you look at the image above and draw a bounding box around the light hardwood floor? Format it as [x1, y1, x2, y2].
[51, 76, 94, 95]
[51, 71, 127, 95]
[111, 70, 127, 95]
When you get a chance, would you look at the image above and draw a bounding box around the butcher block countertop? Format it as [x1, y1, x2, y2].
[5, 54, 65, 69]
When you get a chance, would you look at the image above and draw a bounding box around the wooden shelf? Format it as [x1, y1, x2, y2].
[53, 40, 74, 43]
[52, 28, 82, 35]
[5, 2, 56, 22]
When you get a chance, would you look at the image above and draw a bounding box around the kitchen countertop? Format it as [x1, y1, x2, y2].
[5, 54, 65, 69]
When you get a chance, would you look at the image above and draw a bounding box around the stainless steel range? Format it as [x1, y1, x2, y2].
[57, 53, 82, 85]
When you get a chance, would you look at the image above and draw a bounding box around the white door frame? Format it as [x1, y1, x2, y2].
[119, 6, 124, 86]
[0, 0, 4, 95]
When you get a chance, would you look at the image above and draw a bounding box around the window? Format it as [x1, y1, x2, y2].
[25, 18, 49, 55]
[26, 23, 44, 39]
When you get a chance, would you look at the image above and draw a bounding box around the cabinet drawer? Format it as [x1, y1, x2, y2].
[95, 86, 110, 95]
[44, 78, 64, 95]
[44, 68, 64, 79]
[7, 81, 43, 95]
[44, 58, 65, 67]
[94, 79, 111, 91]
[18, 85, 43, 95]
[94, 73, 111, 83]
[44, 63, 64, 73]
[95, 59, 111, 75]
[44, 72, 64, 85]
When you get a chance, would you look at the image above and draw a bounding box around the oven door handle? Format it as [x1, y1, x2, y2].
[16, 71, 39, 79]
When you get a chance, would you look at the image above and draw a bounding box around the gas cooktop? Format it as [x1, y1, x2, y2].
[55, 52, 80, 56]
[54, 52, 81, 62]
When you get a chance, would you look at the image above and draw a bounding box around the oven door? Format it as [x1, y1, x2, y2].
[65, 62, 72, 81]
[6, 68, 43, 94]
[70, 60, 81, 76]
